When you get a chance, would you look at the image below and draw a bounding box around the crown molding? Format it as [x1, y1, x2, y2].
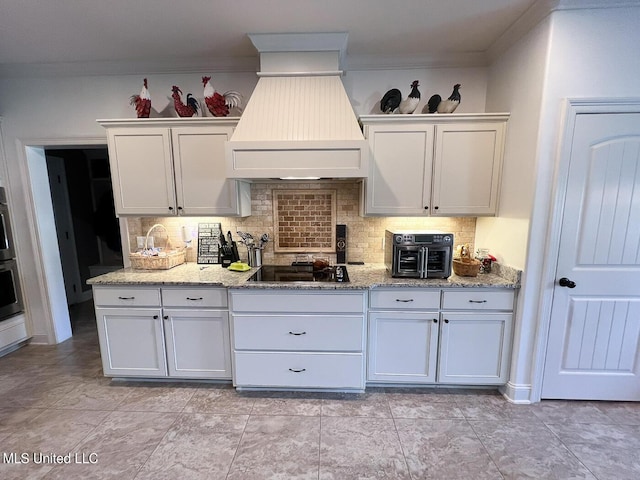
[0, 56, 259, 79]
[487, 0, 640, 61]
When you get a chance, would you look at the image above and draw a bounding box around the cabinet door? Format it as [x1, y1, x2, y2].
[363, 124, 434, 215]
[368, 312, 439, 383]
[163, 308, 231, 379]
[431, 122, 505, 216]
[106, 127, 176, 216]
[171, 126, 250, 216]
[438, 312, 512, 384]
[95, 307, 167, 377]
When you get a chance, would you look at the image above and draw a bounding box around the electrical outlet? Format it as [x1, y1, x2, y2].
[137, 236, 153, 249]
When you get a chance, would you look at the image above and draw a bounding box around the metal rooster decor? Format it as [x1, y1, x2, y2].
[424, 83, 461, 114]
[380, 80, 421, 114]
[202, 76, 242, 117]
[171, 85, 199, 117]
[129, 78, 151, 118]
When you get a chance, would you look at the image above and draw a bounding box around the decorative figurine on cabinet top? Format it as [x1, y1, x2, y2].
[202, 76, 242, 117]
[424, 83, 461, 114]
[380, 80, 421, 114]
[171, 85, 199, 117]
[129, 78, 151, 118]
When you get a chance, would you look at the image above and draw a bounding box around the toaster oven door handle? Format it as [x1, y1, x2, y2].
[418, 246, 428, 278]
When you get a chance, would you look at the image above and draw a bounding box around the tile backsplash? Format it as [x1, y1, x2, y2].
[127, 181, 476, 265]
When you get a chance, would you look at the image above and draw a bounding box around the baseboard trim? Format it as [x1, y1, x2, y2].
[500, 381, 533, 404]
[28, 333, 51, 345]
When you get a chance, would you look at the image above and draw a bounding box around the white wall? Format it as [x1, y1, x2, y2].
[476, 17, 551, 270]
[486, 5, 640, 402]
[0, 66, 486, 343]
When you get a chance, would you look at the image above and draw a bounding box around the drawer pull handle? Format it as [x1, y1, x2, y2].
[118, 296, 135, 300]
[186, 297, 203, 301]
[288, 331, 307, 336]
[468, 300, 488, 303]
[396, 299, 414, 303]
[288, 368, 306, 373]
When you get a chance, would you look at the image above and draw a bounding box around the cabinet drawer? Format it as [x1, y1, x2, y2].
[234, 352, 364, 389]
[230, 290, 365, 314]
[162, 287, 227, 308]
[233, 315, 364, 352]
[441, 290, 514, 311]
[370, 289, 441, 310]
[93, 287, 161, 307]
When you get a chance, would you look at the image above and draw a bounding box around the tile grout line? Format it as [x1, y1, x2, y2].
[540, 421, 601, 480]
[224, 408, 252, 480]
[465, 420, 506, 480]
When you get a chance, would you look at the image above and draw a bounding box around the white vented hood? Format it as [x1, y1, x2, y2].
[225, 33, 368, 179]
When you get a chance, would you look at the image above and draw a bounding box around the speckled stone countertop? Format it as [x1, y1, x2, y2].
[87, 263, 520, 290]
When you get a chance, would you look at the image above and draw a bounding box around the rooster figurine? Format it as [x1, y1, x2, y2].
[129, 78, 151, 118]
[380, 80, 421, 114]
[171, 85, 199, 117]
[424, 83, 461, 114]
[202, 76, 242, 117]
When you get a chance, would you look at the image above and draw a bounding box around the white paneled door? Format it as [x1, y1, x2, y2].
[542, 112, 640, 400]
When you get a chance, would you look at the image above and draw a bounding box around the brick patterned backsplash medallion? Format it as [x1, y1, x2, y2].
[273, 189, 336, 253]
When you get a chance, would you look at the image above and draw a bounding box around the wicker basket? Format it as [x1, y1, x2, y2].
[452, 258, 482, 277]
[129, 223, 186, 270]
[129, 250, 185, 270]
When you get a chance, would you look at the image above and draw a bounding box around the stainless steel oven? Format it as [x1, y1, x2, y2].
[0, 259, 23, 320]
[0, 187, 16, 261]
[0, 187, 23, 321]
[385, 230, 453, 278]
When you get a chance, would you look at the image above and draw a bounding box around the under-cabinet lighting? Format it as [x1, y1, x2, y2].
[279, 176, 321, 180]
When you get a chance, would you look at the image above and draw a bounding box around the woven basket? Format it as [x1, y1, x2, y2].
[452, 258, 482, 277]
[129, 250, 185, 270]
[129, 223, 186, 270]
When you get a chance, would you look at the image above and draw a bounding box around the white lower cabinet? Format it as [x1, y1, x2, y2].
[95, 306, 167, 377]
[368, 312, 439, 383]
[229, 289, 367, 391]
[163, 308, 231, 379]
[93, 285, 231, 379]
[367, 287, 515, 386]
[438, 312, 512, 384]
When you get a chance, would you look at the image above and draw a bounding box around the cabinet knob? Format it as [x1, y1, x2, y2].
[434, 206, 439, 210]
[444, 318, 449, 323]
[168, 206, 174, 211]
[153, 315, 159, 319]
[178, 206, 183, 211]
[163, 315, 169, 320]
[424, 206, 429, 210]
[433, 318, 438, 323]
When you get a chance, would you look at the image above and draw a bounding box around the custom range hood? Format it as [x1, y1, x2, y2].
[225, 33, 368, 179]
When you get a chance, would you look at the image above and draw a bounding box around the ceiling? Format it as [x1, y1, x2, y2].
[0, 0, 620, 77]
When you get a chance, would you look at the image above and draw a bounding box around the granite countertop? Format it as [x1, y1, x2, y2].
[87, 263, 520, 290]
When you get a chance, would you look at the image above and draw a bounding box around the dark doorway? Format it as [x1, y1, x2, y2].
[45, 148, 122, 305]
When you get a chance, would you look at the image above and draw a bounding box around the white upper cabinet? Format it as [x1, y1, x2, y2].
[360, 114, 508, 217]
[99, 118, 251, 217]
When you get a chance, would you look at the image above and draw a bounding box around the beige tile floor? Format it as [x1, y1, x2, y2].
[1, 300, 639, 479]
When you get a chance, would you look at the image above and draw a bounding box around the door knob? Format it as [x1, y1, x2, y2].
[558, 277, 576, 288]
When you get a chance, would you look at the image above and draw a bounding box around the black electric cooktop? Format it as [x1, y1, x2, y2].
[247, 264, 349, 283]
